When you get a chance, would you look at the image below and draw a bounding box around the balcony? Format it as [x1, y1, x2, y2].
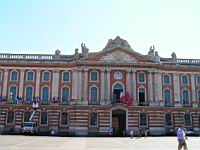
[138, 102, 149, 106]
[182, 103, 192, 107]
[164, 103, 174, 107]
[88, 100, 100, 105]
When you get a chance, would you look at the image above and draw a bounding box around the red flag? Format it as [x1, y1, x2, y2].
[125, 91, 132, 107]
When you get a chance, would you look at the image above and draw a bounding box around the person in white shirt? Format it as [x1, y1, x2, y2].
[177, 125, 188, 150]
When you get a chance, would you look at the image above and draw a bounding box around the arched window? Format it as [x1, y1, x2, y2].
[60, 112, 68, 126]
[163, 74, 170, 84]
[90, 112, 98, 126]
[91, 87, 97, 103]
[140, 113, 147, 126]
[27, 71, 34, 81]
[9, 86, 17, 102]
[42, 87, 49, 101]
[62, 87, 69, 102]
[197, 75, 200, 85]
[63, 71, 70, 82]
[165, 113, 172, 126]
[138, 73, 145, 83]
[43, 71, 50, 82]
[184, 114, 191, 126]
[10, 71, 18, 81]
[198, 91, 200, 103]
[164, 89, 171, 104]
[90, 71, 98, 82]
[139, 88, 145, 103]
[182, 75, 188, 85]
[182, 90, 189, 104]
[26, 86, 33, 102]
[0, 70, 2, 81]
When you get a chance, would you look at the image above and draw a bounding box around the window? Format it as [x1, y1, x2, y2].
[163, 74, 170, 84]
[27, 71, 34, 81]
[63, 71, 70, 82]
[26, 86, 33, 102]
[7, 111, 14, 124]
[139, 88, 145, 103]
[60, 112, 68, 126]
[41, 112, 48, 125]
[197, 76, 200, 85]
[62, 87, 69, 102]
[138, 73, 145, 83]
[91, 87, 97, 103]
[42, 87, 49, 101]
[182, 75, 188, 85]
[0, 70, 2, 81]
[140, 113, 147, 126]
[91, 71, 98, 82]
[90, 112, 98, 126]
[182, 90, 189, 104]
[9, 86, 17, 102]
[184, 114, 191, 126]
[43, 71, 50, 82]
[165, 113, 172, 126]
[164, 89, 171, 104]
[24, 112, 31, 122]
[10, 70, 18, 81]
[198, 91, 200, 103]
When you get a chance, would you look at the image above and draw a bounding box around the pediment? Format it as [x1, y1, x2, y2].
[100, 50, 137, 62]
[85, 48, 149, 63]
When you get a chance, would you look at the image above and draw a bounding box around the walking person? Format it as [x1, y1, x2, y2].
[177, 125, 188, 150]
[130, 129, 134, 139]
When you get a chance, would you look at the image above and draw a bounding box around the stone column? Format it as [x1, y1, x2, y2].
[83, 69, 88, 105]
[126, 69, 131, 93]
[153, 71, 163, 105]
[52, 69, 59, 98]
[35, 69, 41, 97]
[148, 70, 154, 105]
[173, 73, 181, 107]
[106, 69, 111, 101]
[100, 68, 105, 104]
[2, 69, 9, 96]
[77, 69, 83, 101]
[72, 69, 78, 101]
[131, 70, 137, 105]
[18, 69, 25, 97]
[190, 74, 197, 107]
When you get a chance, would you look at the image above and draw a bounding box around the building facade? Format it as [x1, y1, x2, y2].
[0, 36, 200, 136]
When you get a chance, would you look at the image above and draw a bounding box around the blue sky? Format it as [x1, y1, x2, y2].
[0, 0, 200, 59]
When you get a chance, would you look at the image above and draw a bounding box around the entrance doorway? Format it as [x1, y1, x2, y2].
[112, 109, 126, 136]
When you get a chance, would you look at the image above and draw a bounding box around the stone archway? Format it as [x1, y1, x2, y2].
[111, 108, 127, 136]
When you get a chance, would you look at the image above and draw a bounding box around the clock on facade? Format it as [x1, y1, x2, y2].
[114, 71, 123, 80]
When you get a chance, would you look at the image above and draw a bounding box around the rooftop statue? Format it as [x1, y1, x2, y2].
[171, 52, 177, 62]
[147, 45, 160, 62]
[81, 43, 89, 57]
[53, 49, 61, 59]
[74, 48, 80, 60]
[103, 36, 132, 51]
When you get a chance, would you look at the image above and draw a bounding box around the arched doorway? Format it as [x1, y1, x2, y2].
[112, 82, 124, 103]
[112, 109, 126, 136]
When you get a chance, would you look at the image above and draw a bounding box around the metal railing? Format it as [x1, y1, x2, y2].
[0, 53, 53, 60]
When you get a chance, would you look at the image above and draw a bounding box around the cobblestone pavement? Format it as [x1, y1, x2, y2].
[0, 135, 199, 150]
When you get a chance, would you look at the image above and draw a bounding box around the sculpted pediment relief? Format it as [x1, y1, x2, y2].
[100, 50, 137, 62]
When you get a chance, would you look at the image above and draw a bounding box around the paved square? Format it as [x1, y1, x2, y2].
[0, 135, 199, 150]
